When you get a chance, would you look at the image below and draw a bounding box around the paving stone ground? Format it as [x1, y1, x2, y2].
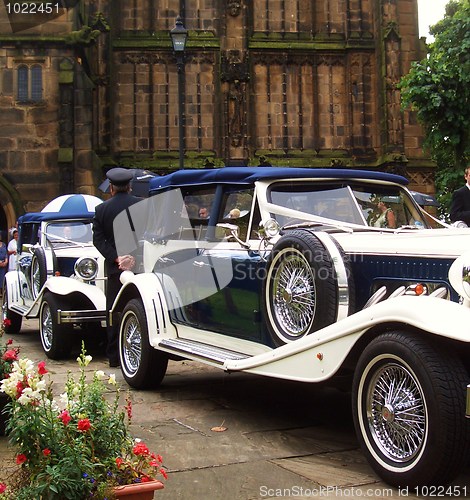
[0, 319, 469, 499]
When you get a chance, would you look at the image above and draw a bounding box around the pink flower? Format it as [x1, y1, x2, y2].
[37, 361, 48, 375]
[77, 418, 91, 432]
[0, 483, 6, 493]
[16, 454, 27, 465]
[59, 410, 71, 426]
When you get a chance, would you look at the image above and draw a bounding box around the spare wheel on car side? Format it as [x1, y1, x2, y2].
[31, 247, 56, 299]
[262, 229, 352, 347]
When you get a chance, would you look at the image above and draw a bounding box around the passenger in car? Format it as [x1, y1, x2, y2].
[198, 206, 209, 219]
[228, 208, 240, 219]
[371, 198, 396, 229]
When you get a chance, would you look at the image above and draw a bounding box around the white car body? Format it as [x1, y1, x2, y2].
[109, 167, 470, 488]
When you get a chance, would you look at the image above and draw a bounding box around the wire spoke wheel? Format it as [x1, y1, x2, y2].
[367, 362, 426, 462]
[40, 301, 53, 351]
[353, 332, 469, 487]
[121, 311, 142, 376]
[272, 250, 316, 337]
[119, 298, 168, 389]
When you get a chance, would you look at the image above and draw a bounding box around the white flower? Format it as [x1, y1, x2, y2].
[108, 373, 117, 385]
[59, 392, 69, 405]
[17, 387, 36, 405]
[32, 379, 47, 393]
[95, 370, 106, 380]
[77, 354, 93, 367]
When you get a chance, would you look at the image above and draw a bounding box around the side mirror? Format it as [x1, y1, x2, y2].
[216, 223, 250, 249]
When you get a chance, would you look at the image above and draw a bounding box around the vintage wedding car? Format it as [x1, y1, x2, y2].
[107, 167, 470, 488]
[2, 194, 106, 358]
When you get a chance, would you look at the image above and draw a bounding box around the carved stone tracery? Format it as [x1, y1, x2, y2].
[221, 50, 249, 148]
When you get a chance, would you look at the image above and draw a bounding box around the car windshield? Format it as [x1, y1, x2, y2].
[44, 221, 93, 247]
[268, 181, 429, 229]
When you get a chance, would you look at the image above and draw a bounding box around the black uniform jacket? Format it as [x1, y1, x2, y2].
[93, 192, 141, 275]
[450, 185, 470, 225]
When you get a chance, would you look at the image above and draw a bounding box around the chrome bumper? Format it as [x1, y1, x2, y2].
[57, 309, 107, 324]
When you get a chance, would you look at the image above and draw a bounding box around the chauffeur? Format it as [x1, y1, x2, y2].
[93, 168, 141, 367]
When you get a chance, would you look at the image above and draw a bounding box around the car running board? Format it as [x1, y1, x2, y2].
[10, 304, 30, 315]
[158, 338, 250, 365]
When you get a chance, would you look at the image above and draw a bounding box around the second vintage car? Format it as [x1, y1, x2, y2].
[2, 194, 107, 358]
[109, 167, 470, 488]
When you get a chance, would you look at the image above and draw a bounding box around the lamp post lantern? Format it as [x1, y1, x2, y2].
[170, 16, 188, 170]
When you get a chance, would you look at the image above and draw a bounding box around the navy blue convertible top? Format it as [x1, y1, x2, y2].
[149, 167, 408, 193]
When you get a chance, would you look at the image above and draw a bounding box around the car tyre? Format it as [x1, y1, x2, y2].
[39, 292, 73, 359]
[119, 298, 168, 389]
[262, 230, 340, 346]
[31, 247, 49, 299]
[352, 331, 469, 487]
[2, 286, 22, 333]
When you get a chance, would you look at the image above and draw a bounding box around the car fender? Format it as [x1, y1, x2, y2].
[4, 270, 21, 305]
[113, 271, 176, 347]
[227, 295, 470, 382]
[43, 276, 106, 310]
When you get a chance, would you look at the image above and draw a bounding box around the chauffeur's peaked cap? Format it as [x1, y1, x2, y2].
[106, 167, 133, 186]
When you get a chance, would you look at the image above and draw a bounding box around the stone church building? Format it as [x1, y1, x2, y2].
[0, 0, 432, 229]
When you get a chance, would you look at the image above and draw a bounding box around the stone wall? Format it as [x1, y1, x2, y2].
[0, 0, 434, 225]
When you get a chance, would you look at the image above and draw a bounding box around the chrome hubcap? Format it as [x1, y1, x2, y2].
[367, 363, 426, 462]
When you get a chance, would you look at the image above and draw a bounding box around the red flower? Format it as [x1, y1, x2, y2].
[156, 454, 163, 464]
[3, 318, 11, 328]
[42, 448, 51, 457]
[15, 381, 24, 398]
[59, 410, 71, 426]
[6, 338, 13, 345]
[77, 418, 91, 432]
[37, 361, 48, 375]
[149, 459, 160, 467]
[16, 454, 27, 465]
[160, 468, 168, 480]
[0, 482, 6, 493]
[2, 349, 18, 362]
[115, 457, 124, 468]
[133, 442, 150, 456]
[141, 476, 151, 482]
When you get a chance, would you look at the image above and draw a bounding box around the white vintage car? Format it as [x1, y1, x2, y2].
[2, 195, 107, 359]
[109, 167, 470, 488]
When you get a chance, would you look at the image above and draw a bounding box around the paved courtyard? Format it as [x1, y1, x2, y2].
[0, 319, 469, 499]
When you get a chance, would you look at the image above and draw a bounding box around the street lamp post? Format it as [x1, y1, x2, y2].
[170, 16, 188, 170]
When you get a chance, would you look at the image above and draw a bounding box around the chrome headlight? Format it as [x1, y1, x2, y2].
[449, 253, 470, 300]
[259, 218, 280, 239]
[74, 257, 98, 281]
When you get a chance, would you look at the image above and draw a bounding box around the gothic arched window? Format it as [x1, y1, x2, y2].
[31, 65, 43, 101]
[17, 65, 29, 102]
[17, 64, 43, 102]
